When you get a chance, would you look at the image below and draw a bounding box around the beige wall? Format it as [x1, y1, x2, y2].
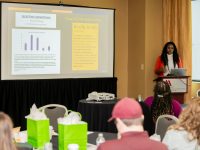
[145, 0, 163, 98]
[128, 0, 163, 99]
[128, 0, 145, 99]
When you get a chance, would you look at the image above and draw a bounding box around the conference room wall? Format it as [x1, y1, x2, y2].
[145, 0, 163, 98]
[128, 0, 163, 99]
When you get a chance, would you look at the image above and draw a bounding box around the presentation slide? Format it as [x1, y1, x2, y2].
[1, 2, 114, 80]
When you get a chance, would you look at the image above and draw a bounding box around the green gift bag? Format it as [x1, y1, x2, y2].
[27, 118, 50, 148]
[58, 122, 87, 150]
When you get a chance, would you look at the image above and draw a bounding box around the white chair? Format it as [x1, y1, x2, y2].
[155, 114, 178, 141]
[39, 104, 68, 132]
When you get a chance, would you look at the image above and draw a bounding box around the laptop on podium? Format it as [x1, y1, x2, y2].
[170, 68, 186, 76]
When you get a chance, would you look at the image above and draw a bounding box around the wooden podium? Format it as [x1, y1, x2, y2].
[154, 76, 190, 104]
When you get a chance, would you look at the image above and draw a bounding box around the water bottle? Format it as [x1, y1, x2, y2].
[96, 133, 105, 147]
[138, 94, 142, 102]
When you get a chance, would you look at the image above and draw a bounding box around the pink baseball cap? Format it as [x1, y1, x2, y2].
[108, 97, 143, 122]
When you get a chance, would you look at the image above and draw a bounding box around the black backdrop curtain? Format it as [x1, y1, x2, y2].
[0, 77, 117, 129]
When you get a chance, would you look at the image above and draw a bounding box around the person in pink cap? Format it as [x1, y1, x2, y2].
[97, 97, 167, 150]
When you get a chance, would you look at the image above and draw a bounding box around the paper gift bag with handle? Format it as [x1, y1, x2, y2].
[58, 122, 87, 150]
[27, 118, 50, 148]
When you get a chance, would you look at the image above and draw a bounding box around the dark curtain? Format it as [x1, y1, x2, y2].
[0, 78, 117, 130]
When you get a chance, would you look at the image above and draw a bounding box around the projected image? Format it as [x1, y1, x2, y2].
[1, 2, 114, 79]
[12, 29, 60, 75]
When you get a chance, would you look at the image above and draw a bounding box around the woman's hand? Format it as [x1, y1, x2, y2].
[159, 66, 165, 73]
[155, 66, 165, 75]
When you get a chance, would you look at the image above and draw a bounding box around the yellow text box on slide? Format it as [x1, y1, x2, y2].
[72, 23, 99, 71]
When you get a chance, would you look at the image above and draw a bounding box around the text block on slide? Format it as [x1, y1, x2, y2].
[72, 23, 99, 71]
[163, 78, 187, 93]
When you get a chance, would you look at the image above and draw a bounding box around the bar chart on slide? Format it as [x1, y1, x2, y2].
[24, 34, 51, 51]
[12, 29, 60, 53]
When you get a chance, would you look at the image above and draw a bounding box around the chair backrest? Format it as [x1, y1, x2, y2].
[39, 104, 68, 132]
[197, 89, 200, 97]
[155, 114, 178, 141]
[16, 143, 33, 150]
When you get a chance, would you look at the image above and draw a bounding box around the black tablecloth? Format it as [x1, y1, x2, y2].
[77, 99, 154, 135]
[77, 99, 117, 133]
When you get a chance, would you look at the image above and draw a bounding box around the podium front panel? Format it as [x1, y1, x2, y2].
[163, 78, 187, 93]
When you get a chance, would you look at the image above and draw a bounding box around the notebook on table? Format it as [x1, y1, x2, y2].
[170, 68, 186, 76]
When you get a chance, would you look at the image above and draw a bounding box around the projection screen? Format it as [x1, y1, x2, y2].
[1, 2, 114, 80]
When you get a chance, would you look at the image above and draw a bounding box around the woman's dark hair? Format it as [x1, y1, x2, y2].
[161, 41, 180, 67]
[151, 81, 173, 123]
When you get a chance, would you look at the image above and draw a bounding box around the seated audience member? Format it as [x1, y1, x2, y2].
[162, 98, 200, 150]
[97, 97, 167, 150]
[0, 112, 17, 150]
[144, 81, 182, 123]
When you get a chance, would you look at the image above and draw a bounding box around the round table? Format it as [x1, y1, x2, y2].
[77, 99, 117, 133]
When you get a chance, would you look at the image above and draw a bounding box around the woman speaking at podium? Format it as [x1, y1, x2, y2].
[155, 41, 182, 76]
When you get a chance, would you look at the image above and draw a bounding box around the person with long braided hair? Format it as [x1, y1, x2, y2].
[163, 98, 200, 150]
[145, 81, 182, 123]
[155, 41, 182, 76]
[151, 81, 173, 123]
